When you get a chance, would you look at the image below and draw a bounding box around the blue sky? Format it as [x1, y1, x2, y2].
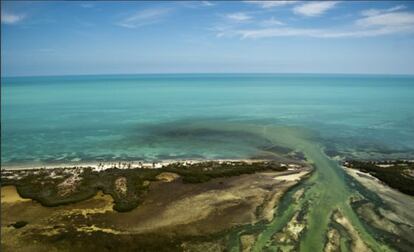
[2, 1, 414, 76]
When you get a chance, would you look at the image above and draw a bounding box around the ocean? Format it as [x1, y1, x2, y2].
[2, 73, 414, 251]
[2, 73, 413, 166]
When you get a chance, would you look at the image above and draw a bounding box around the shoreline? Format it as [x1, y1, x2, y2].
[4, 157, 412, 171]
[1, 158, 305, 171]
[342, 159, 414, 196]
[1, 159, 311, 212]
[1, 162, 312, 251]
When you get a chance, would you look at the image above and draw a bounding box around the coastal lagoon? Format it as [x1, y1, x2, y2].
[2, 74, 414, 251]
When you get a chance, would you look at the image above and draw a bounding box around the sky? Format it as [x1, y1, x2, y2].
[2, 1, 414, 76]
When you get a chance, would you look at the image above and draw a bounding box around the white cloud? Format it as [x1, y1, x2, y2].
[225, 25, 414, 39]
[293, 1, 338, 17]
[218, 10, 414, 39]
[215, 2, 414, 39]
[1, 11, 25, 24]
[261, 17, 285, 26]
[361, 5, 406, 17]
[356, 11, 414, 27]
[117, 8, 172, 28]
[201, 1, 215, 7]
[226, 12, 252, 22]
[388, 5, 406, 12]
[235, 27, 321, 38]
[245, 1, 298, 9]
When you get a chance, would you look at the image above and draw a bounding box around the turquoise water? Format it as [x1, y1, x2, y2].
[2, 73, 414, 250]
[1, 74, 414, 166]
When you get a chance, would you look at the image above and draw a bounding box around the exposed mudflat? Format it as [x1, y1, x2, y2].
[1, 167, 311, 252]
[344, 168, 414, 251]
[345, 168, 414, 226]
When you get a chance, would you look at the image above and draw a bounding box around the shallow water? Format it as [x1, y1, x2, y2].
[2, 74, 414, 165]
[219, 124, 390, 251]
[2, 74, 414, 250]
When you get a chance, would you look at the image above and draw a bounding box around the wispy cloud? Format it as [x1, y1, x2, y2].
[260, 17, 285, 27]
[179, 1, 215, 9]
[222, 26, 414, 39]
[293, 1, 339, 17]
[355, 5, 414, 33]
[80, 3, 95, 9]
[1, 10, 25, 25]
[201, 1, 215, 7]
[225, 12, 252, 22]
[234, 27, 321, 39]
[117, 8, 172, 28]
[356, 11, 414, 28]
[361, 5, 406, 17]
[217, 7, 414, 39]
[245, 1, 298, 9]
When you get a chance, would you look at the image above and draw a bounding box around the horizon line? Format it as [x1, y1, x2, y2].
[2, 72, 414, 79]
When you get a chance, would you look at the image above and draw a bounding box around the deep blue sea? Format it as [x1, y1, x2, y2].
[2, 74, 414, 167]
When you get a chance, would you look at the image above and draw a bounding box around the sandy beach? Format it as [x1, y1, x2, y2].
[1, 158, 301, 171]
